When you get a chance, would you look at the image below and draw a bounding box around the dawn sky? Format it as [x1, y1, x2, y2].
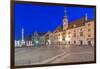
[14, 3, 95, 40]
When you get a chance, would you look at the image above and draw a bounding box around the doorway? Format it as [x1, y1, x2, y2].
[79, 40, 83, 45]
[88, 41, 91, 45]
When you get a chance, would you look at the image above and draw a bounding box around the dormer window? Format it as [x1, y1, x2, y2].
[80, 29, 82, 31]
[88, 23, 91, 26]
[88, 28, 91, 32]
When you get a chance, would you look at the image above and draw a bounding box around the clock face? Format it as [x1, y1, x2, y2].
[64, 19, 66, 22]
[63, 18, 68, 26]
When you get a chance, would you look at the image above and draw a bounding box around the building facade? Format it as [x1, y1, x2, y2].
[52, 9, 95, 47]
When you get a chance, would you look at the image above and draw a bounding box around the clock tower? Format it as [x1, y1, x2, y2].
[63, 8, 68, 31]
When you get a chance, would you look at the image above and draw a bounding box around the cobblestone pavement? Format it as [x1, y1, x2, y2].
[51, 46, 94, 63]
[15, 47, 64, 66]
[15, 45, 95, 66]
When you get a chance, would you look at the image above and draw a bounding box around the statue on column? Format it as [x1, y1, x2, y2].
[21, 28, 25, 46]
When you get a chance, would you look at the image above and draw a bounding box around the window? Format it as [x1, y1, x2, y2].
[59, 34, 60, 36]
[80, 29, 82, 31]
[74, 33, 76, 37]
[74, 30, 76, 32]
[63, 32, 65, 35]
[80, 40, 83, 45]
[88, 41, 91, 45]
[74, 41, 76, 44]
[63, 29, 66, 32]
[80, 32, 83, 36]
[69, 41, 70, 44]
[88, 23, 91, 26]
[88, 28, 91, 32]
[68, 32, 70, 34]
[88, 34, 91, 37]
[62, 37, 65, 41]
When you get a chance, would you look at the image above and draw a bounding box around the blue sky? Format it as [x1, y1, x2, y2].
[14, 3, 95, 40]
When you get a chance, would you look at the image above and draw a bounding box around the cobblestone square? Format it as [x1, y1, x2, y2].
[15, 45, 95, 66]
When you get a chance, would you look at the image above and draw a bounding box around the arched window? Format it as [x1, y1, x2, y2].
[74, 41, 76, 44]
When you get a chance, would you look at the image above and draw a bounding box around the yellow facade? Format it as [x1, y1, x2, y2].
[51, 10, 95, 46]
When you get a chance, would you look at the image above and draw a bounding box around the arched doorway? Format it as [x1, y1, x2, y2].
[79, 40, 83, 45]
[88, 41, 92, 45]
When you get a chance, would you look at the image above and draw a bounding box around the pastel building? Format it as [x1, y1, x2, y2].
[52, 8, 95, 46]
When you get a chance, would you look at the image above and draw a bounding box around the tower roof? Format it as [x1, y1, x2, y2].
[22, 28, 24, 32]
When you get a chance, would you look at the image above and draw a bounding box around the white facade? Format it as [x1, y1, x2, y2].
[15, 40, 22, 47]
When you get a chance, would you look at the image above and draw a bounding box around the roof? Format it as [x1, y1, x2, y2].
[54, 25, 63, 32]
[85, 19, 95, 23]
[67, 17, 85, 29]
[32, 32, 47, 37]
[37, 32, 47, 36]
[55, 16, 94, 31]
[54, 17, 85, 31]
[44, 31, 51, 36]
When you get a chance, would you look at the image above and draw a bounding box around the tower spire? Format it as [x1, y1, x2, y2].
[85, 13, 88, 21]
[63, 7, 68, 30]
[64, 8, 67, 17]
